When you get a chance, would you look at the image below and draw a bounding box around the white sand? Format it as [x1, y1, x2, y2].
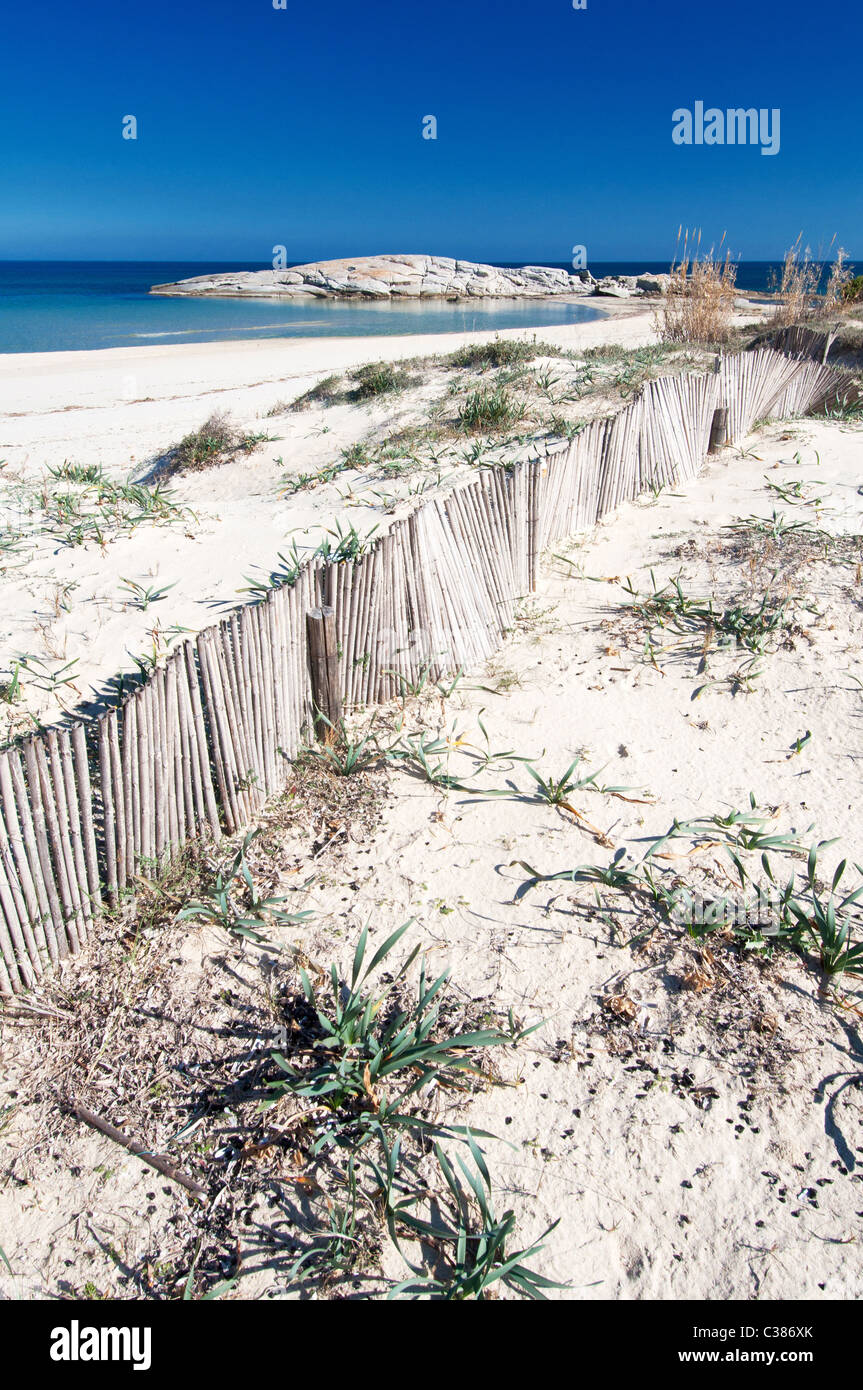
[0, 303, 652, 731]
[290, 413, 863, 1298]
[3, 306, 862, 1300]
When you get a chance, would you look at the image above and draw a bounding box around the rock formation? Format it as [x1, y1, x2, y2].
[150, 254, 672, 302]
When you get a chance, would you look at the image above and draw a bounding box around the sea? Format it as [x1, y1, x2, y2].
[0, 260, 808, 356]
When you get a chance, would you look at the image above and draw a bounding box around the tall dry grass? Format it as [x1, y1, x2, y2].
[657, 229, 738, 345]
[772, 236, 852, 327]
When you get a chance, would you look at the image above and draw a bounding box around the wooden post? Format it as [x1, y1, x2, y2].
[708, 406, 728, 453]
[306, 605, 342, 741]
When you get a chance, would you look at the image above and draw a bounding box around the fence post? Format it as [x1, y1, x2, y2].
[709, 357, 727, 453]
[306, 605, 342, 741]
[708, 407, 728, 453]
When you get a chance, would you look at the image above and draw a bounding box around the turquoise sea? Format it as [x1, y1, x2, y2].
[0, 260, 813, 355]
[0, 261, 608, 355]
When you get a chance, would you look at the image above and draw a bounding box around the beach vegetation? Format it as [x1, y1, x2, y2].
[348, 361, 413, 401]
[516, 797, 863, 983]
[239, 542, 303, 597]
[119, 577, 177, 610]
[264, 921, 522, 1142]
[166, 412, 275, 474]
[279, 460, 350, 495]
[771, 239, 855, 327]
[658, 229, 738, 345]
[302, 717, 394, 777]
[843, 275, 863, 305]
[386, 1138, 566, 1301]
[288, 374, 344, 411]
[340, 440, 375, 468]
[317, 520, 379, 562]
[446, 338, 566, 370]
[457, 386, 527, 432]
[177, 830, 313, 948]
[47, 461, 106, 485]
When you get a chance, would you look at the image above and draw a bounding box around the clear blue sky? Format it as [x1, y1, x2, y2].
[0, 0, 858, 263]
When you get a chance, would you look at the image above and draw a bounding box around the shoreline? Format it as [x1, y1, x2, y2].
[0, 299, 645, 372]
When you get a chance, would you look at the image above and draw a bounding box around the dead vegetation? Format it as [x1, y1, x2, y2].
[657, 230, 739, 346]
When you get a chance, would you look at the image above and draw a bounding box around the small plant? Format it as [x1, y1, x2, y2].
[239, 543, 303, 597]
[10, 654, 80, 695]
[47, 461, 106, 485]
[289, 374, 344, 411]
[316, 520, 379, 564]
[119, 577, 176, 610]
[348, 362, 412, 401]
[279, 461, 349, 496]
[173, 412, 239, 470]
[265, 922, 528, 1152]
[303, 717, 393, 776]
[340, 440, 375, 469]
[457, 387, 527, 434]
[390, 730, 468, 790]
[285, 1158, 368, 1283]
[178, 831, 312, 946]
[0, 661, 24, 705]
[781, 850, 863, 976]
[386, 1136, 566, 1300]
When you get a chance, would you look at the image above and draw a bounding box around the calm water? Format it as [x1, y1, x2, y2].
[0, 261, 606, 355]
[0, 260, 825, 356]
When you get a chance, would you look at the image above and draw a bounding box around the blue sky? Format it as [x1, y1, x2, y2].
[0, 0, 858, 263]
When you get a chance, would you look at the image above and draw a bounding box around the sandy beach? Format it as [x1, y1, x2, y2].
[2, 294, 863, 1301]
[0, 300, 653, 735]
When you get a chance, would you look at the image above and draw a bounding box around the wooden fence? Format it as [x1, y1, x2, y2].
[0, 347, 860, 995]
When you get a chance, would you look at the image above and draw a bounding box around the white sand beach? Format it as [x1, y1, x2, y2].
[2, 302, 862, 1302]
[0, 301, 652, 733]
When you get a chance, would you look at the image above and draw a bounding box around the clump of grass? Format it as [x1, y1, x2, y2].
[387, 1137, 566, 1301]
[516, 796, 863, 984]
[348, 362, 413, 401]
[47, 461, 106, 485]
[457, 386, 527, 433]
[0, 661, 24, 705]
[447, 339, 564, 370]
[623, 572, 796, 655]
[340, 440, 375, 468]
[264, 921, 529, 1151]
[119, 577, 176, 610]
[317, 520, 379, 563]
[239, 543, 303, 597]
[177, 830, 312, 947]
[620, 569, 809, 694]
[289, 374, 344, 411]
[770, 238, 854, 327]
[172, 412, 239, 470]
[168, 413, 273, 474]
[302, 717, 393, 777]
[279, 460, 351, 496]
[658, 229, 738, 345]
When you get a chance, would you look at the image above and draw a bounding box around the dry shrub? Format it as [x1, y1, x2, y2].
[657, 229, 738, 345]
[772, 236, 853, 327]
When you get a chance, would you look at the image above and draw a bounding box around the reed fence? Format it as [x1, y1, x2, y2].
[0, 346, 860, 995]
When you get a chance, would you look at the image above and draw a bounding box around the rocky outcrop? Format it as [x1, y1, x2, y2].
[150, 254, 597, 301]
[593, 272, 671, 299]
